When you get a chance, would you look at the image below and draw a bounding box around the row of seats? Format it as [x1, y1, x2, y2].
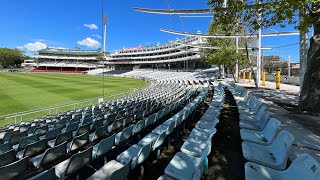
[163, 83, 225, 180]
[226, 82, 320, 180]
[0, 80, 191, 179]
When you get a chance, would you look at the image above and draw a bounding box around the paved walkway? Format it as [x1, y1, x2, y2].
[224, 79, 320, 162]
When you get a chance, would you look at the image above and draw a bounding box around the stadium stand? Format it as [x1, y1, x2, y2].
[0, 71, 318, 180]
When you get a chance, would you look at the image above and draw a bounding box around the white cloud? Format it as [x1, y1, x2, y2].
[92, 34, 102, 39]
[84, 24, 98, 30]
[16, 46, 24, 50]
[23, 42, 47, 51]
[77, 38, 101, 48]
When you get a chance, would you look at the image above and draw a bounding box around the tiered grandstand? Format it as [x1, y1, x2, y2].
[104, 36, 206, 71]
[32, 48, 103, 73]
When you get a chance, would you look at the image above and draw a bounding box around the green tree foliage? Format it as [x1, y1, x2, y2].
[0, 48, 25, 68]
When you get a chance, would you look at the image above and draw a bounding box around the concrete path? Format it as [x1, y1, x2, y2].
[224, 79, 320, 162]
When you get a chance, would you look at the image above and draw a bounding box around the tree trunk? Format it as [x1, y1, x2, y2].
[299, 34, 320, 112]
[245, 43, 259, 88]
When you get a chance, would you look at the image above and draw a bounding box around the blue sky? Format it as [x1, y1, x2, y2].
[0, 0, 302, 62]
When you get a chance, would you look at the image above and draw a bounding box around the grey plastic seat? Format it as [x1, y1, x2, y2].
[40, 128, 61, 142]
[55, 146, 93, 179]
[107, 119, 122, 132]
[0, 157, 29, 180]
[92, 134, 115, 159]
[132, 119, 145, 135]
[48, 131, 72, 148]
[74, 124, 90, 137]
[14, 134, 40, 152]
[245, 153, 320, 180]
[240, 110, 271, 131]
[242, 130, 295, 170]
[68, 132, 89, 153]
[88, 159, 131, 180]
[240, 118, 281, 145]
[63, 122, 79, 133]
[30, 142, 67, 168]
[17, 139, 47, 159]
[164, 152, 197, 180]
[116, 144, 151, 169]
[0, 142, 12, 155]
[189, 127, 217, 141]
[115, 125, 133, 145]
[0, 149, 16, 167]
[27, 167, 56, 180]
[34, 125, 48, 136]
[145, 114, 156, 127]
[8, 131, 28, 145]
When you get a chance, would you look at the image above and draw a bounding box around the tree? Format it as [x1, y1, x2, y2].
[0, 48, 25, 68]
[207, 0, 320, 113]
[202, 20, 253, 83]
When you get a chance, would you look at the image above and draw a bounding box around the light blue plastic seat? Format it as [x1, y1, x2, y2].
[0, 157, 29, 179]
[164, 152, 197, 180]
[14, 134, 40, 152]
[0, 142, 12, 155]
[67, 132, 89, 153]
[242, 130, 295, 170]
[92, 134, 115, 159]
[240, 110, 271, 131]
[189, 127, 217, 141]
[17, 139, 47, 159]
[116, 144, 151, 169]
[0, 149, 16, 167]
[145, 114, 156, 127]
[115, 125, 133, 145]
[55, 146, 93, 179]
[34, 125, 48, 136]
[40, 128, 61, 142]
[245, 153, 320, 180]
[195, 118, 219, 130]
[240, 118, 281, 145]
[48, 130, 72, 148]
[90, 124, 108, 142]
[30, 142, 67, 168]
[88, 159, 131, 180]
[8, 131, 28, 145]
[132, 119, 145, 135]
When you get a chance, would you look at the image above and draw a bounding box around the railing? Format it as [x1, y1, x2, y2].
[0, 89, 139, 126]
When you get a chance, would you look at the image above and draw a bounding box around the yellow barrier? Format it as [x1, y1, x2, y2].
[249, 72, 252, 82]
[276, 70, 280, 89]
[262, 71, 266, 86]
[242, 71, 245, 81]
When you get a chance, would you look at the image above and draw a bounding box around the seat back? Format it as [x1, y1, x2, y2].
[145, 114, 156, 127]
[133, 119, 145, 134]
[105, 113, 116, 124]
[0, 157, 29, 179]
[94, 134, 115, 158]
[2, 131, 17, 143]
[40, 142, 67, 167]
[34, 125, 48, 136]
[123, 115, 134, 126]
[54, 122, 66, 129]
[112, 119, 122, 131]
[55, 131, 73, 146]
[69, 132, 89, 152]
[153, 132, 166, 151]
[76, 124, 90, 136]
[287, 153, 320, 179]
[82, 118, 92, 125]
[23, 139, 47, 158]
[17, 134, 40, 152]
[271, 130, 295, 161]
[91, 124, 108, 142]
[65, 122, 79, 132]
[254, 106, 268, 121]
[0, 142, 12, 155]
[119, 125, 134, 143]
[0, 149, 16, 167]
[110, 160, 131, 180]
[9, 131, 28, 145]
[261, 118, 281, 142]
[91, 119, 103, 132]
[45, 128, 61, 141]
[135, 144, 151, 168]
[64, 146, 93, 177]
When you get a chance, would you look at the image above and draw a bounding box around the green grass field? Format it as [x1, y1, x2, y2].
[0, 73, 147, 126]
